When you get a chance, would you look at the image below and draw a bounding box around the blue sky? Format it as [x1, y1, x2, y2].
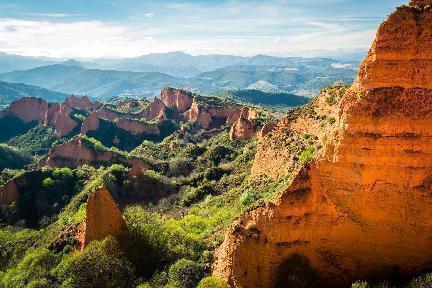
[0, 0, 406, 58]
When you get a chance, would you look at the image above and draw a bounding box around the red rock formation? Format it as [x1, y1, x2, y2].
[0, 97, 78, 137]
[161, 87, 194, 112]
[66, 95, 96, 110]
[0, 177, 24, 208]
[40, 137, 149, 172]
[214, 3, 432, 287]
[115, 118, 160, 136]
[184, 100, 241, 129]
[184, 102, 213, 129]
[95, 106, 125, 121]
[83, 188, 126, 247]
[41, 138, 118, 168]
[141, 98, 166, 120]
[80, 112, 100, 135]
[0, 97, 48, 123]
[229, 107, 258, 140]
[45, 103, 78, 137]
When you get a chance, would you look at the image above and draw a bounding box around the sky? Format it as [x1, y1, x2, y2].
[0, 0, 406, 59]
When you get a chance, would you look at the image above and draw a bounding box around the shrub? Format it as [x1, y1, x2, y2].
[1, 248, 61, 288]
[197, 276, 228, 288]
[167, 259, 204, 288]
[42, 177, 54, 187]
[53, 236, 134, 288]
[299, 147, 315, 164]
[239, 189, 258, 207]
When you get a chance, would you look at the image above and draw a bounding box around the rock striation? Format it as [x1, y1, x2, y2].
[83, 187, 127, 247]
[214, 3, 432, 287]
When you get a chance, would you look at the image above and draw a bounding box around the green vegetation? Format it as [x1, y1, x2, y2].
[0, 144, 32, 171]
[218, 89, 309, 109]
[54, 237, 134, 288]
[7, 125, 66, 155]
[197, 276, 229, 288]
[299, 147, 316, 164]
[0, 116, 38, 142]
[0, 167, 85, 228]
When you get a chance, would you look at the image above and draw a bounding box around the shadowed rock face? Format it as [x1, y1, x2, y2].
[214, 3, 432, 287]
[83, 188, 126, 247]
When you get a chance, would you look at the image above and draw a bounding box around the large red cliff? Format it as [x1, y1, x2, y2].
[214, 2, 432, 287]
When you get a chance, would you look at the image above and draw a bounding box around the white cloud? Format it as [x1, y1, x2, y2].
[0, 16, 377, 58]
[144, 12, 155, 18]
[0, 18, 160, 58]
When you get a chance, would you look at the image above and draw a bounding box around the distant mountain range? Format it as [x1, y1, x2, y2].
[0, 51, 360, 102]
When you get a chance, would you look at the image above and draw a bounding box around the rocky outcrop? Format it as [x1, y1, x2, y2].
[95, 106, 126, 121]
[40, 137, 150, 173]
[161, 87, 194, 112]
[0, 176, 26, 208]
[0, 97, 78, 138]
[66, 95, 97, 110]
[83, 188, 127, 247]
[115, 118, 160, 136]
[80, 112, 100, 135]
[229, 107, 258, 140]
[44, 103, 78, 137]
[184, 102, 213, 129]
[251, 85, 344, 179]
[41, 138, 117, 168]
[184, 100, 241, 129]
[0, 97, 48, 123]
[141, 98, 166, 120]
[214, 3, 432, 287]
[356, 1, 432, 90]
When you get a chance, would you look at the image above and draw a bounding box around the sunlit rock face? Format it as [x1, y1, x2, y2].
[213, 3, 432, 287]
[83, 188, 126, 247]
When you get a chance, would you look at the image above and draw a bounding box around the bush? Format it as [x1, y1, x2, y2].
[239, 189, 257, 206]
[1, 248, 61, 288]
[197, 276, 228, 288]
[167, 259, 204, 288]
[299, 147, 315, 164]
[53, 236, 134, 288]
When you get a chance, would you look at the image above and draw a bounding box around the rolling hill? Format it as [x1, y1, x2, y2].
[0, 81, 68, 109]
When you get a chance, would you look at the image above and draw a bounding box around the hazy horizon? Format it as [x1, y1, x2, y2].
[0, 0, 405, 59]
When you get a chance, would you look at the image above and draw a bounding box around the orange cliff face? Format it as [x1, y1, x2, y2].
[83, 188, 127, 248]
[214, 3, 432, 287]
